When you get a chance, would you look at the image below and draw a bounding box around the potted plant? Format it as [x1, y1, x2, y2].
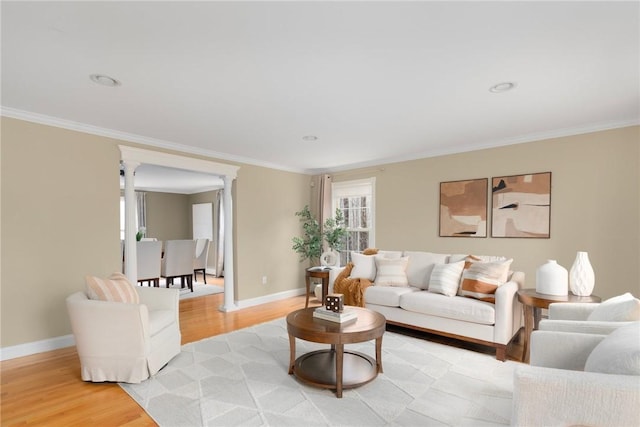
[322, 208, 347, 266]
[292, 206, 322, 265]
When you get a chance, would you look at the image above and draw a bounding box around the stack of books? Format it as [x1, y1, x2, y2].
[313, 307, 357, 323]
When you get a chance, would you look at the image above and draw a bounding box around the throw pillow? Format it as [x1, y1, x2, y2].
[350, 252, 377, 280]
[85, 272, 140, 304]
[459, 258, 513, 303]
[587, 293, 640, 322]
[374, 256, 410, 287]
[584, 322, 640, 375]
[428, 261, 465, 297]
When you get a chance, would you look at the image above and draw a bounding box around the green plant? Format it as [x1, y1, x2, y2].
[323, 208, 347, 252]
[292, 206, 322, 263]
[135, 226, 146, 242]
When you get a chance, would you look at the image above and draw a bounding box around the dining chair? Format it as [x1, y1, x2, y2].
[193, 238, 210, 284]
[161, 239, 197, 291]
[136, 240, 162, 287]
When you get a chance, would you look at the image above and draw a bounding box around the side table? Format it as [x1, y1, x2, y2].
[517, 289, 601, 363]
[305, 268, 330, 308]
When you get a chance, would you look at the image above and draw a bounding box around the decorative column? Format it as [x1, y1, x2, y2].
[122, 160, 140, 284]
[220, 174, 237, 312]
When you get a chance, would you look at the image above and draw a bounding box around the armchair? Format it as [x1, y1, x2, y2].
[539, 292, 640, 335]
[66, 286, 181, 383]
[512, 323, 640, 427]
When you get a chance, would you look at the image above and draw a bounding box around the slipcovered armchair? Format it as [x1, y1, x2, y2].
[512, 323, 640, 427]
[66, 284, 181, 383]
[539, 292, 640, 335]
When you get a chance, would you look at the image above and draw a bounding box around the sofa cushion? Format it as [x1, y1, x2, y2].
[587, 293, 640, 322]
[375, 256, 409, 287]
[428, 261, 465, 297]
[85, 272, 140, 304]
[350, 252, 377, 280]
[459, 258, 513, 303]
[378, 250, 403, 259]
[365, 285, 420, 307]
[585, 322, 640, 375]
[403, 251, 449, 289]
[399, 291, 496, 324]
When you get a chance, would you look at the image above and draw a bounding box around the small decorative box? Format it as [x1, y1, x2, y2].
[325, 293, 344, 313]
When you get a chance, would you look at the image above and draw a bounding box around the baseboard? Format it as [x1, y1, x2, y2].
[235, 287, 306, 310]
[1, 334, 75, 361]
[1, 288, 307, 361]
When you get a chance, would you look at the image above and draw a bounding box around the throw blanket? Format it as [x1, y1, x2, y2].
[333, 248, 378, 307]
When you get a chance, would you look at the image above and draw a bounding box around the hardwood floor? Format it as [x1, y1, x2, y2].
[0, 280, 523, 426]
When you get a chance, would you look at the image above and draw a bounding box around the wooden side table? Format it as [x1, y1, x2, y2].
[305, 268, 330, 308]
[517, 289, 601, 363]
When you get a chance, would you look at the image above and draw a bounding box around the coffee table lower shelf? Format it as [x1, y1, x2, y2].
[293, 349, 378, 392]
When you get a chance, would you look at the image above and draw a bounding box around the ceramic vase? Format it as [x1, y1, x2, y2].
[320, 250, 340, 267]
[569, 251, 595, 296]
[536, 260, 568, 296]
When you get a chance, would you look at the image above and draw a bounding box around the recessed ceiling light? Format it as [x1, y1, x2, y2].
[302, 135, 318, 141]
[489, 82, 516, 93]
[89, 74, 121, 87]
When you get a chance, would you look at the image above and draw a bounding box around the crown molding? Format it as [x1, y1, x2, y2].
[0, 106, 308, 174]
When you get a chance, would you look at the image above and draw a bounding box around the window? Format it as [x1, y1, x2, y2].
[332, 178, 375, 265]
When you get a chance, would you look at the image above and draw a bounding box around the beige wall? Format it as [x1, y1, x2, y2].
[0, 117, 310, 348]
[145, 191, 191, 241]
[333, 126, 640, 300]
[235, 165, 311, 300]
[1, 115, 637, 350]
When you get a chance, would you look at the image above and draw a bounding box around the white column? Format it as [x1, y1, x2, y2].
[220, 175, 237, 312]
[123, 160, 140, 284]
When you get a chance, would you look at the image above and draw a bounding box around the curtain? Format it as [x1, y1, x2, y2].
[318, 174, 332, 249]
[136, 191, 146, 231]
[212, 190, 224, 277]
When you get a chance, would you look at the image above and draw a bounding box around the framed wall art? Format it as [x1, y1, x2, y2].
[439, 178, 488, 237]
[491, 172, 551, 238]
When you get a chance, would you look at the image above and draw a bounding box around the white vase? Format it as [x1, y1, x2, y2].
[569, 251, 595, 296]
[536, 260, 568, 296]
[320, 250, 340, 267]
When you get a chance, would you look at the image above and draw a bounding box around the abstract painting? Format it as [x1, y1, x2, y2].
[491, 172, 551, 238]
[439, 178, 488, 237]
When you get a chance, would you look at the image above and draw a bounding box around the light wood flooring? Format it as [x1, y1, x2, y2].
[0, 277, 523, 426]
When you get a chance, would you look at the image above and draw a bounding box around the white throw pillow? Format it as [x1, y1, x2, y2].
[587, 293, 640, 322]
[350, 252, 377, 280]
[404, 251, 449, 289]
[428, 261, 465, 297]
[584, 322, 640, 375]
[374, 256, 409, 287]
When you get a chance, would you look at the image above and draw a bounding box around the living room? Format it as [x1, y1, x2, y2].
[1, 1, 639, 425]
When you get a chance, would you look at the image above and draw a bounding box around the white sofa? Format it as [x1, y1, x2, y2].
[512, 323, 640, 426]
[317, 251, 524, 361]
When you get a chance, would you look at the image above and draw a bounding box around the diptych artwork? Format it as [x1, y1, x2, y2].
[491, 172, 551, 238]
[439, 178, 488, 237]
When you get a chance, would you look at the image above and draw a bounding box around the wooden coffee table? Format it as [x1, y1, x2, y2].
[286, 306, 386, 398]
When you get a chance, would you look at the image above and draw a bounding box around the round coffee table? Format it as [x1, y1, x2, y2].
[286, 306, 386, 398]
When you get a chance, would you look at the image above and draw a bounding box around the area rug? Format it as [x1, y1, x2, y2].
[153, 280, 224, 300]
[120, 318, 517, 426]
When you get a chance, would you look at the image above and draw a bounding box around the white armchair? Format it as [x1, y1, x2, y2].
[539, 292, 640, 335]
[512, 323, 640, 427]
[66, 286, 181, 383]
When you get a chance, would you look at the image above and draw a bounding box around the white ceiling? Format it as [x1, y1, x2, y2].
[2, 1, 639, 176]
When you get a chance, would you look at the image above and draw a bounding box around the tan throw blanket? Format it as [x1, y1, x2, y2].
[333, 248, 378, 307]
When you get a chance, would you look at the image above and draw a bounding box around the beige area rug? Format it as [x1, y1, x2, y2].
[146, 279, 224, 300]
[120, 318, 518, 426]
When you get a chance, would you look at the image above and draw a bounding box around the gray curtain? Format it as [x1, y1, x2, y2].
[136, 191, 146, 230]
[212, 190, 224, 277]
[318, 174, 332, 248]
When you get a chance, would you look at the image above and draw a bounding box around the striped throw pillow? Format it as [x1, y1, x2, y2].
[428, 261, 465, 296]
[459, 258, 513, 303]
[374, 256, 409, 287]
[85, 272, 140, 304]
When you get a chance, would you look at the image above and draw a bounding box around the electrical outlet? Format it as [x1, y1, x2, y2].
[262, 276, 267, 285]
